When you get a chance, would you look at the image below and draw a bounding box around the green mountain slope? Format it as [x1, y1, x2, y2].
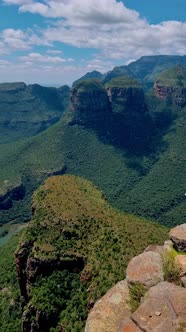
[0, 82, 70, 144]
[16, 175, 167, 331]
[128, 55, 186, 85]
[0, 67, 186, 227]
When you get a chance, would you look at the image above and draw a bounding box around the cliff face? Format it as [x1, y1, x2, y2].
[70, 77, 152, 151]
[154, 65, 186, 107]
[70, 79, 111, 128]
[154, 82, 186, 106]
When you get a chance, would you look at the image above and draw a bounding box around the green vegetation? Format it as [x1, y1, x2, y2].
[0, 62, 186, 228]
[73, 78, 105, 92]
[0, 234, 22, 332]
[155, 65, 186, 87]
[0, 82, 70, 144]
[129, 283, 146, 312]
[128, 55, 186, 87]
[163, 249, 181, 285]
[106, 76, 141, 88]
[20, 175, 168, 331]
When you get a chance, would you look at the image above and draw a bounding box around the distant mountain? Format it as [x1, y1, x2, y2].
[0, 82, 70, 144]
[73, 70, 103, 86]
[0, 65, 186, 227]
[73, 55, 186, 91]
[103, 65, 135, 84]
[128, 55, 186, 85]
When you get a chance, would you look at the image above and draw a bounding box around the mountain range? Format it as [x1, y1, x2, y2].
[0, 54, 186, 332]
[0, 55, 186, 227]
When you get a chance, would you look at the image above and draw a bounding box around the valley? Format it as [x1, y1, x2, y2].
[0, 55, 186, 332]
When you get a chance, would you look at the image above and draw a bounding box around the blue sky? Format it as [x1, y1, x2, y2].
[0, 0, 186, 85]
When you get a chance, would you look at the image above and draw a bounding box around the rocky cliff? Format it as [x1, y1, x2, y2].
[154, 65, 186, 107]
[70, 76, 152, 151]
[70, 79, 111, 129]
[85, 223, 186, 332]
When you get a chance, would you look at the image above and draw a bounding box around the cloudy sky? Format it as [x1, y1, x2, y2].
[0, 0, 186, 85]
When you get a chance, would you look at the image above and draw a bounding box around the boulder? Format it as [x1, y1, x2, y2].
[169, 224, 186, 252]
[85, 280, 131, 332]
[175, 255, 186, 276]
[181, 276, 186, 288]
[132, 281, 186, 331]
[144, 245, 164, 255]
[119, 318, 142, 331]
[126, 251, 164, 288]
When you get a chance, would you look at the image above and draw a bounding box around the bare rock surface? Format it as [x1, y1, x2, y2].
[126, 251, 164, 288]
[181, 276, 186, 287]
[144, 245, 164, 255]
[119, 318, 142, 331]
[175, 255, 186, 276]
[85, 280, 131, 332]
[132, 281, 186, 332]
[169, 224, 186, 251]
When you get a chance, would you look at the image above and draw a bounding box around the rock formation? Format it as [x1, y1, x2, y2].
[154, 65, 186, 107]
[85, 223, 186, 332]
[70, 79, 111, 128]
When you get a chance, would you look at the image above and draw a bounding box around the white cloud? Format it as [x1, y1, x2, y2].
[15, 0, 140, 24]
[1, 0, 186, 84]
[3, 0, 32, 4]
[5, 0, 185, 62]
[47, 49, 63, 55]
[19, 52, 73, 64]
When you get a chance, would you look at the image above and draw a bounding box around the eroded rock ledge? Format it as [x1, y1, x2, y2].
[85, 223, 186, 332]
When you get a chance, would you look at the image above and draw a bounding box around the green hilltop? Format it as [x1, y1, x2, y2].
[16, 175, 167, 331]
[105, 76, 141, 88]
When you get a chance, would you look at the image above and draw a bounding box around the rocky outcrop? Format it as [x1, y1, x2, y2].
[154, 65, 186, 106]
[154, 82, 186, 106]
[16, 241, 85, 331]
[70, 79, 111, 128]
[85, 223, 186, 332]
[126, 251, 164, 288]
[169, 223, 186, 252]
[106, 86, 146, 114]
[132, 282, 186, 332]
[85, 280, 131, 332]
[16, 244, 85, 302]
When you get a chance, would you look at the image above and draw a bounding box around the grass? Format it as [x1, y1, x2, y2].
[20, 174, 168, 331]
[128, 283, 146, 312]
[163, 249, 181, 285]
